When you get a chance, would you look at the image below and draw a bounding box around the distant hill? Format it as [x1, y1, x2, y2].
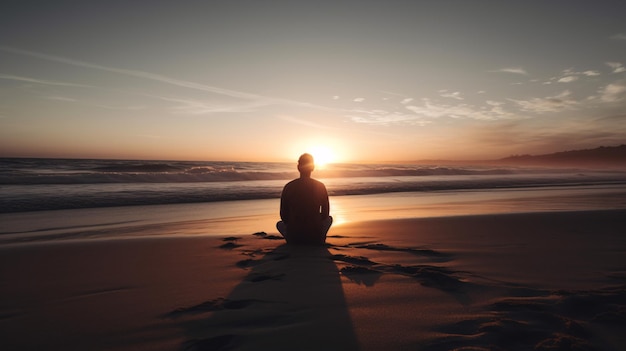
[497, 145, 626, 167]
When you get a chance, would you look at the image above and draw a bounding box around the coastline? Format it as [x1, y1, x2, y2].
[2, 183, 626, 246]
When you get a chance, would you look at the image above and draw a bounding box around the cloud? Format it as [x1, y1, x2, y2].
[405, 100, 468, 119]
[0, 46, 262, 100]
[0, 46, 336, 114]
[332, 96, 339, 100]
[353, 97, 365, 102]
[346, 98, 518, 125]
[545, 69, 601, 85]
[509, 90, 578, 113]
[347, 109, 430, 126]
[606, 62, 626, 74]
[45, 96, 78, 102]
[403, 98, 514, 121]
[557, 76, 579, 83]
[611, 33, 626, 40]
[599, 83, 626, 102]
[94, 104, 147, 111]
[158, 96, 273, 114]
[45, 94, 147, 110]
[400, 98, 414, 104]
[491, 67, 528, 75]
[0, 74, 92, 88]
[582, 70, 601, 76]
[439, 91, 463, 100]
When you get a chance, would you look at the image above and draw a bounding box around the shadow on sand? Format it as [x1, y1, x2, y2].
[328, 240, 473, 306]
[167, 241, 359, 351]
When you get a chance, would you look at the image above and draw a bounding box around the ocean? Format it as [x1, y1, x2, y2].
[2, 157, 626, 213]
[2, 158, 626, 244]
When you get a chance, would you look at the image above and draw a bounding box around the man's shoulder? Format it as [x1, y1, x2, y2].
[282, 179, 301, 194]
[283, 177, 326, 189]
[311, 178, 326, 188]
[284, 178, 300, 187]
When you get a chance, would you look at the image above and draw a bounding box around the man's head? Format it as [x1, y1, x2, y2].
[297, 153, 315, 175]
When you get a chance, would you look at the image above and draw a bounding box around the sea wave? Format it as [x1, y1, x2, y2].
[2, 158, 527, 185]
[2, 158, 626, 213]
[2, 173, 626, 213]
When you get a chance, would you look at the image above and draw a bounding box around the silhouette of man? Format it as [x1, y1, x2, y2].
[277, 153, 332, 245]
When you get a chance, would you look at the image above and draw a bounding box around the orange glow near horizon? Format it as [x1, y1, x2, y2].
[284, 138, 351, 167]
[308, 145, 336, 168]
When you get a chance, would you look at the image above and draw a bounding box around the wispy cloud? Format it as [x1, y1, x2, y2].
[557, 76, 579, 83]
[491, 67, 528, 75]
[611, 33, 626, 40]
[599, 83, 626, 103]
[405, 99, 514, 120]
[353, 97, 365, 102]
[0, 46, 261, 100]
[582, 70, 601, 76]
[45, 96, 78, 102]
[546, 68, 601, 85]
[94, 104, 147, 111]
[0, 46, 337, 115]
[508, 90, 578, 113]
[0, 74, 92, 88]
[439, 90, 463, 100]
[606, 62, 626, 74]
[349, 98, 516, 125]
[43, 94, 147, 111]
[347, 109, 430, 126]
[160, 97, 272, 115]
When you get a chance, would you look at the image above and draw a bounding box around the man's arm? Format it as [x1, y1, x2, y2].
[279, 187, 289, 223]
[320, 184, 330, 219]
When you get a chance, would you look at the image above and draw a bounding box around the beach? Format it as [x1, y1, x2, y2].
[4, 0, 626, 348]
[2, 187, 626, 350]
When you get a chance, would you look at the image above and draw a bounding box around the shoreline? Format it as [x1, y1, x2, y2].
[2, 183, 626, 246]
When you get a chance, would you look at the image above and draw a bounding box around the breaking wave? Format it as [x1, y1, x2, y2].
[2, 158, 625, 213]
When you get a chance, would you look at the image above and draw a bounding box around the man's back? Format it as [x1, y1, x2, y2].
[280, 177, 329, 244]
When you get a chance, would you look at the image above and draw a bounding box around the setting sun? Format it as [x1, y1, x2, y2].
[308, 145, 336, 168]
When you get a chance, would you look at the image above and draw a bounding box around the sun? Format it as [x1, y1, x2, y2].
[308, 145, 336, 168]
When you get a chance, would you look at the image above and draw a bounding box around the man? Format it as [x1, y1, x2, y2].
[277, 153, 332, 245]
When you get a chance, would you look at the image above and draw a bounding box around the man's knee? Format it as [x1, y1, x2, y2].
[323, 216, 333, 233]
[276, 221, 287, 236]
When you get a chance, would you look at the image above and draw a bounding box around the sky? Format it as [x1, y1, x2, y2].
[1, 0, 625, 163]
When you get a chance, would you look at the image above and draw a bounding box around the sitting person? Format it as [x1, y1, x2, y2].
[276, 153, 333, 245]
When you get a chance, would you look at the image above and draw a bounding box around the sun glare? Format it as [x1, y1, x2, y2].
[308, 145, 335, 168]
